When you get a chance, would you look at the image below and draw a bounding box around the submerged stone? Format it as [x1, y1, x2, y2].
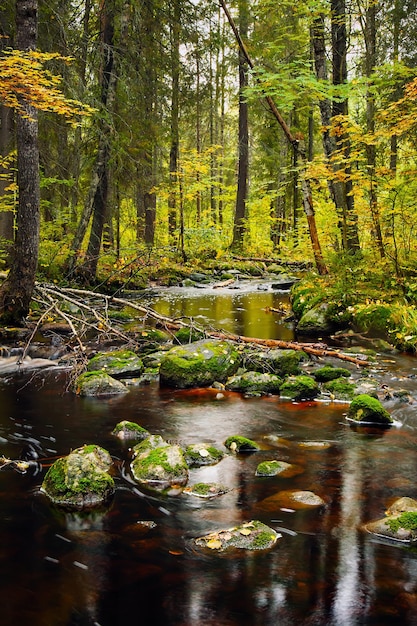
[130, 436, 189, 490]
[41, 445, 115, 510]
[347, 394, 392, 425]
[74, 371, 129, 396]
[194, 520, 280, 552]
[159, 339, 239, 389]
[87, 349, 144, 378]
[112, 420, 150, 441]
[255, 460, 293, 477]
[259, 489, 325, 511]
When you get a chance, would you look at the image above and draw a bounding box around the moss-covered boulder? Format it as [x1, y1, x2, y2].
[41, 445, 115, 510]
[74, 371, 129, 397]
[184, 443, 224, 467]
[224, 435, 260, 452]
[112, 420, 150, 441]
[173, 327, 206, 344]
[194, 520, 280, 552]
[313, 365, 351, 382]
[130, 435, 189, 490]
[362, 498, 417, 543]
[296, 302, 335, 335]
[141, 350, 168, 369]
[87, 349, 144, 378]
[159, 339, 239, 389]
[255, 460, 293, 477]
[279, 375, 319, 401]
[323, 378, 356, 400]
[225, 371, 282, 396]
[347, 394, 393, 425]
[241, 348, 306, 376]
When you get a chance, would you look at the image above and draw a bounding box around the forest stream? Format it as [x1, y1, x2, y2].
[1, 281, 417, 626]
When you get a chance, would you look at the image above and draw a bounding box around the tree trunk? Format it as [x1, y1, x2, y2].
[0, 0, 40, 324]
[168, 0, 180, 239]
[231, 0, 249, 250]
[363, 0, 384, 258]
[331, 0, 361, 252]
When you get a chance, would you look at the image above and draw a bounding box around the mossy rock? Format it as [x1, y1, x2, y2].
[133, 327, 170, 344]
[87, 350, 144, 378]
[183, 482, 230, 498]
[159, 339, 240, 389]
[255, 460, 292, 477]
[313, 365, 351, 382]
[279, 375, 319, 401]
[141, 350, 168, 369]
[41, 445, 115, 510]
[74, 371, 129, 397]
[173, 327, 206, 344]
[184, 443, 224, 467]
[323, 378, 356, 400]
[194, 520, 280, 552]
[296, 302, 335, 335]
[386, 497, 417, 516]
[225, 371, 282, 396]
[130, 436, 189, 490]
[347, 394, 392, 425]
[224, 435, 260, 453]
[241, 348, 306, 376]
[353, 303, 393, 336]
[112, 420, 150, 441]
[363, 500, 417, 543]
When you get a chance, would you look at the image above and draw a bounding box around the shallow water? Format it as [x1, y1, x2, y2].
[1, 284, 417, 626]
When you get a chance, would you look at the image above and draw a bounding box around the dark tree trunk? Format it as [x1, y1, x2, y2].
[331, 0, 361, 252]
[168, 0, 180, 238]
[0, 0, 40, 323]
[232, 0, 249, 250]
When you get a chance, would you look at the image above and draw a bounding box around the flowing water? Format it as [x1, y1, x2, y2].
[1, 282, 417, 626]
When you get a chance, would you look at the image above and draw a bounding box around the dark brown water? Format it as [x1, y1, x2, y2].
[1, 283, 417, 626]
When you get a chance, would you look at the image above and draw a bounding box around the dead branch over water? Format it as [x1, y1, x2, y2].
[33, 284, 369, 367]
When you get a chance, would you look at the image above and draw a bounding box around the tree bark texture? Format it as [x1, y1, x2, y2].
[0, 0, 40, 323]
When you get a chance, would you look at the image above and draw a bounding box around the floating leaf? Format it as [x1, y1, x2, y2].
[206, 539, 222, 549]
[199, 449, 209, 457]
[239, 528, 252, 536]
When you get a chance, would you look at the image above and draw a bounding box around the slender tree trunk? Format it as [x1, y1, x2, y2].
[0, 0, 40, 323]
[168, 0, 180, 238]
[231, 0, 249, 250]
[363, 0, 384, 257]
[331, 0, 360, 252]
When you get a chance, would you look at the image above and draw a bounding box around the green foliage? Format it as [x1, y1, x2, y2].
[387, 512, 417, 534]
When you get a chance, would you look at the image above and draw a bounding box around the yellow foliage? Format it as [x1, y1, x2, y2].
[0, 49, 95, 123]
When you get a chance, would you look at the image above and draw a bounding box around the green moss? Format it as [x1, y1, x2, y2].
[387, 512, 417, 533]
[313, 365, 351, 382]
[174, 327, 205, 344]
[191, 482, 213, 496]
[131, 445, 187, 480]
[185, 444, 224, 466]
[256, 460, 285, 476]
[323, 378, 356, 400]
[112, 421, 149, 440]
[224, 435, 260, 452]
[279, 375, 319, 401]
[87, 350, 143, 375]
[348, 393, 393, 424]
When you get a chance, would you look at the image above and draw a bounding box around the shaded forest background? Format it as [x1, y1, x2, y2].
[1, 0, 417, 293]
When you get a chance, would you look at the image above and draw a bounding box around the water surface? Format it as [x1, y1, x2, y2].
[1, 284, 417, 625]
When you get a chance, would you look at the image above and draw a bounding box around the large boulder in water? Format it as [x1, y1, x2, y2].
[362, 497, 417, 543]
[41, 445, 115, 510]
[225, 371, 282, 396]
[347, 394, 392, 425]
[241, 348, 307, 376]
[87, 349, 144, 378]
[159, 339, 239, 388]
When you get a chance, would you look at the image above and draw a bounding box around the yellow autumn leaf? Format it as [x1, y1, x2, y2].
[239, 528, 252, 536]
[206, 539, 222, 550]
